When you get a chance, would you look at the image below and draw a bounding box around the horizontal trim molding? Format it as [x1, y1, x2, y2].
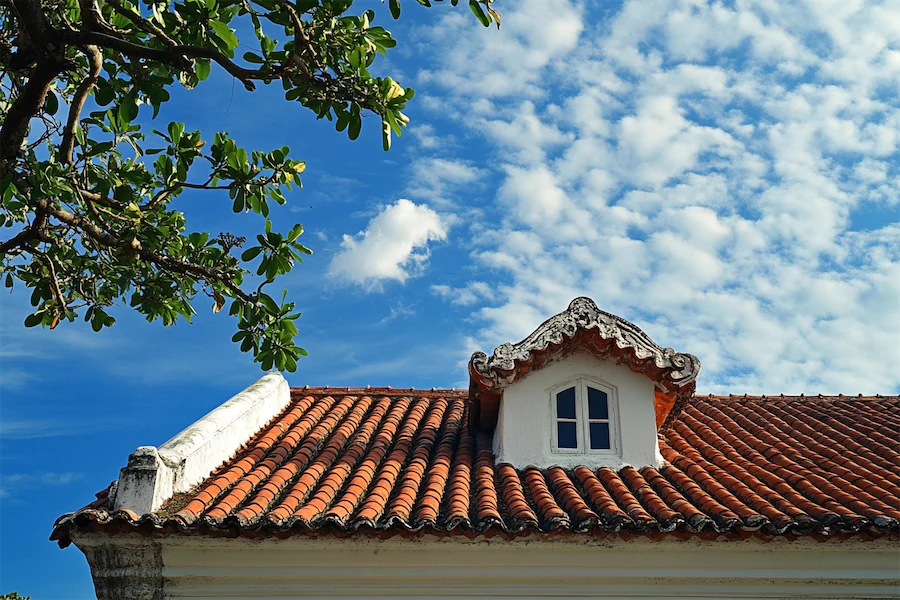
[72, 534, 900, 599]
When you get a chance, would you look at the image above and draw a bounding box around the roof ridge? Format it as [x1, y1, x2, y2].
[290, 386, 468, 398]
[695, 393, 897, 401]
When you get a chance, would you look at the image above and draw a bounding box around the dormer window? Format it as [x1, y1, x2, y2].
[472, 297, 700, 469]
[550, 378, 618, 454]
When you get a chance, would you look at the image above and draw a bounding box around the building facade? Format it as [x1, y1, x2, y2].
[52, 298, 900, 599]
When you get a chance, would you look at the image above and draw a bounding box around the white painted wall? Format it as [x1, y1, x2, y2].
[493, 353, 662, 469]
[71, 533, 900, 599]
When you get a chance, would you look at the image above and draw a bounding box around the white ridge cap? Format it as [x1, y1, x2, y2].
[112, 372, 291, 515]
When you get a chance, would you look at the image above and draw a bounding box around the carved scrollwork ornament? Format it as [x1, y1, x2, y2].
[469, 297, 701, 392]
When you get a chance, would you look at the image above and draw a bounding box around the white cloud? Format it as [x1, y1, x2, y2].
[329, 199, 448, 287]
[482, 101, 574, 163]
[409, 123, 443, 150]
[431, 281, 495, 306]
[618, 95, 738, 187]
[416, 0, 583, 98]
[407, 158, 486, 208]
[409, 0, 900, 394]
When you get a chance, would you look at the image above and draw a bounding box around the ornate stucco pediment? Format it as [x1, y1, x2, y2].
[468, 297, 701, 431]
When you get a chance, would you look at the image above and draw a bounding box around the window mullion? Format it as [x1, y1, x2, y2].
[577, 381, 587, 451]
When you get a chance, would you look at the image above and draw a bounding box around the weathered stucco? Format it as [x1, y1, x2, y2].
[113, 372, 291, 514]
[71, 533, 900, 599]
[78, 536, 163, 600]
[493, 353, 662, 469]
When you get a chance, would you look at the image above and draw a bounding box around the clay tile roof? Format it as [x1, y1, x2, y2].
[51, 390, 900, 546]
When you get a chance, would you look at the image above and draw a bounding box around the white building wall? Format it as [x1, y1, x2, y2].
[72, 533, 900, 599]
[493, 353, 663, 469]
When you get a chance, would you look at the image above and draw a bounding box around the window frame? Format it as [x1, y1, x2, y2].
[549, 377, 620, 455]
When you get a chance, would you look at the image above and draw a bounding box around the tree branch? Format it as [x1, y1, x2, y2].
[24, 243, 68, 319]
[177, 181, 230, 190]
[0, 57, 63, 168]
[77, 0, 122, 36]
[10, 0, 52, 50]
[143, 173, 222, 210]
[64, 30, 274, 90]
[61, 44, 101, 166]
[77, 188, 124, 209]
[104, 0, 178, 48]
[0, 203, 48, 254]
[37, 199, 256, 303]
[273, 0, 316, 75]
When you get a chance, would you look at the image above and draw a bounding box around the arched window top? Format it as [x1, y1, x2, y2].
[550, 377, 619, 455]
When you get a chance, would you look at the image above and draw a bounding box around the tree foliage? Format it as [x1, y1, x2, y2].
[0, 0, 498, 371]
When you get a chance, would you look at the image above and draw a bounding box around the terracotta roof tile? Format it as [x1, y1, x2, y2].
[52, 391, 900, 546]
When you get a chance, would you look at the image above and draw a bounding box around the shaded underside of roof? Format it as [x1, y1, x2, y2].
[52, 389, 900, 547]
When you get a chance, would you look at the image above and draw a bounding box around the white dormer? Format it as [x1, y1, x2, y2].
[467, 298, 701, 470]
[493, 354, 658, 469]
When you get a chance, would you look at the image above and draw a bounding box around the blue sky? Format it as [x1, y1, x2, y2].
[2, 0, 899, 596]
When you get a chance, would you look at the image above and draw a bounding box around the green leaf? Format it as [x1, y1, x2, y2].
[259, 294, 278, 313]
[44, 91, 59, 116]
[348, 113, 362, 140]
[94, 83, 115, 106]
[469, 0, 490, 26]
[241, 246, 263, 261]
[382, 119, 392, 151]
[389, 0, 401, 19]
[118, 92, 139, 123]
[210, 20, 239, 51]
[168, 122, 185, 145]
[24, 313, 42, 328]
[195, 59, 211, 81]
[287, 223, 304, 242]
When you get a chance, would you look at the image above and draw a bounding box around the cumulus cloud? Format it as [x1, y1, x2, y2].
[329, 199, 448, 287]
[416, 0, 583, 98]
[431, 281, 495, 306]
[406, 158, 486, 208]
[411, 0, 900, 394]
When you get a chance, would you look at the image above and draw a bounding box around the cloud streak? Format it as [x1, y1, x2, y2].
[0, 472, 83, 500]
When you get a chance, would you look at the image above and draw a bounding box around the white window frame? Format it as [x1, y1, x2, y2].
[549, 377, 619, 455]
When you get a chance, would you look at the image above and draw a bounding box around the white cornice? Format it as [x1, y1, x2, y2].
[71, 534, 900, 599]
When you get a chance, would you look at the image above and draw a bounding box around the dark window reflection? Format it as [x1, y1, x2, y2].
[590, 422, 610, 449]
[556, 387, 576, 419]
[588, 387, 609, 420]
[557, 421, 577, 448]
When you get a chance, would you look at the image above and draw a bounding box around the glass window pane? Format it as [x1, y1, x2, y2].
[587, 387, 609, 420]
[557, 421, 577, 449]
[556, 387, 576, 419]
[590, 422, 611, 450]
